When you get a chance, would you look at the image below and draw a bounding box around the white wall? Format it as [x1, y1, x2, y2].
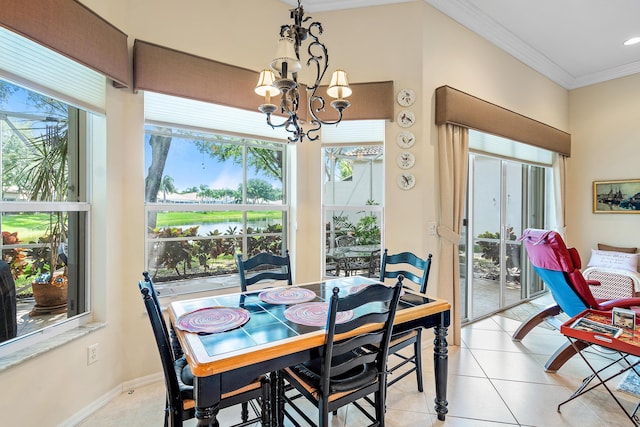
[567, 73, 640, 260]
[0, 1, 574, 425]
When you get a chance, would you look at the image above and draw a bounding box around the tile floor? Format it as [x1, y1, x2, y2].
[76, 295, 640, 427]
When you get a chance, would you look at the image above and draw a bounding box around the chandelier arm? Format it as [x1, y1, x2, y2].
[256, 1, 349, 143]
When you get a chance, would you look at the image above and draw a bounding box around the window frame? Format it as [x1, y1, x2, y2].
[143, 123, 289, 293]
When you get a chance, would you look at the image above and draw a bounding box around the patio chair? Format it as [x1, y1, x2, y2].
[138, 272, 269, 426]
[281, 278, 403, 426]
[514, 229, 640, 372]
[379, 249, 433, 391]
[236, 250, 292, 292]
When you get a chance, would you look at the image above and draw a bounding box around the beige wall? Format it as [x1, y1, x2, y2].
[0, 1, 574, 425]
[567, 73, 640, 261]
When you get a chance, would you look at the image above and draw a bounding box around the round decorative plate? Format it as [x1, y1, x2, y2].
[176, 306, 250, 334]
[284, 302, 354, 327]
[397, 88, 416, 107]
[396, 131, 415, 148]
[258, 287, 316, 305]
[397, 110, 415, 128]
[397, 173, 416, 190]
[396, 151, 415, 170]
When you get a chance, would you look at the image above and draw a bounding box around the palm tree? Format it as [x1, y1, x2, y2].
[159, 175, 177, 202]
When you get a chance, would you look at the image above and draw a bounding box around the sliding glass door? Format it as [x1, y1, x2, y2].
[461, 152, 548, 322]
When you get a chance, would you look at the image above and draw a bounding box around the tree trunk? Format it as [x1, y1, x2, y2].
[145, 133, 172, 229]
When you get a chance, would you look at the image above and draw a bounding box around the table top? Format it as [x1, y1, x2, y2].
[169, 275, 450, 377]
[561, 309, 640, 357]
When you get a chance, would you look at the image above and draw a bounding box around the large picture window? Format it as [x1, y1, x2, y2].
[144, 125, 288, 292]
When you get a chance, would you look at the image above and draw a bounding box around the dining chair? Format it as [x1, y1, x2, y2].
[138, 272, 269, 427]
[281, 277, 404, 427]
[236, 250, 292, 292]
[379, 249, 433, 392]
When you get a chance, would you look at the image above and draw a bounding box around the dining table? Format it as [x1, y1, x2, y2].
[168, 275, 451, 426]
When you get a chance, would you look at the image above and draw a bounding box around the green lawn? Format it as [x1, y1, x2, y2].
[154, 210, 283, 227]
[2, 213, 51, 242]
[2, 211, 284, 242]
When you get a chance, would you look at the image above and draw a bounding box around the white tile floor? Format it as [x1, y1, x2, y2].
[76, 297, 640, 426]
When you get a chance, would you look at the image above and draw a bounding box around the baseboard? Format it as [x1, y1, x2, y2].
[58, 372, 163, 427]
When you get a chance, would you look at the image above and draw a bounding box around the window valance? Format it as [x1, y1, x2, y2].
[134, 40, 394, 121]
[435, 85, 571, 157]
[0, 0, 129, 88]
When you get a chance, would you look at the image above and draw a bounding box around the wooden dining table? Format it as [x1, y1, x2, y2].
[168, 275, 451, 426]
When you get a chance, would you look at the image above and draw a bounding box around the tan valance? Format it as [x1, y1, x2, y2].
[134, 40, 394, 121]
[435, 85, 571, 156]
[0, 0, 129, 88]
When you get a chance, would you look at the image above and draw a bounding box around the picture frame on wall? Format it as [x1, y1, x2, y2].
[593, 179, 640, 213]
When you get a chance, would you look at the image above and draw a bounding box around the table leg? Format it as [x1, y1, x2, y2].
[433, 320, 449, 421]
[195, 375, 221, 427]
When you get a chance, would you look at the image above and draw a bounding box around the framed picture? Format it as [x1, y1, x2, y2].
[612, 307, 636, 331]
[593, 179, 640, 213]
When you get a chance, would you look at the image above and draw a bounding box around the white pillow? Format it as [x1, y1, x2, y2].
[587, 249, 640, 272]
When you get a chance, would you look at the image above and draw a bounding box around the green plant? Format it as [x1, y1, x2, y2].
[24, 212, 68, 284]
[477, 227, 517, 265]
[352, 213, 380, 245]
[1, 231, 27, 279]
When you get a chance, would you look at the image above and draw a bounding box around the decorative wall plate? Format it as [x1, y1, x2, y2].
[397, 88, 416, 107]
[397, 173, 416, 190]
[396, 151, 415, 170]
[397, 110, 415, 128]
[397, 131, 416, 148]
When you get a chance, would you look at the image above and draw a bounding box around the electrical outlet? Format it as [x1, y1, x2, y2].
[87, 343, 99, 365]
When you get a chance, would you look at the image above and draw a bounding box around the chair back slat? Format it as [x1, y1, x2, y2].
[380, 249, 432, 293]
[237, 251, 292, 291]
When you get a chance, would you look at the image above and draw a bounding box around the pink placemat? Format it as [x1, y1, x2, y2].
[283, 302, 354, 327]
[176, 307, 250, 334]
[258, 287, 316, 305]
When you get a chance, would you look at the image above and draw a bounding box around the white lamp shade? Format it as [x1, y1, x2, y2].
[255, 69, 281, 96]
[270, 36, 301, 75]
[326, 69, 352, 98]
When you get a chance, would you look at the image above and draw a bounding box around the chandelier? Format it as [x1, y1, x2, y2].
[254, 0, 352, 143]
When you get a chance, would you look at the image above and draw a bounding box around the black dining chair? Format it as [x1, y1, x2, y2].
[236, 250, 292, 292]
[138, 272, 269, 427]
[281, 277, 403, 427]
[379, 250, 433, 392]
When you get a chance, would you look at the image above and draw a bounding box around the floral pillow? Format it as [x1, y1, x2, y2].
[587, 249, 640, 272]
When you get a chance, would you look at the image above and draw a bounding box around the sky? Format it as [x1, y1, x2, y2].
[143, 135, 281, 193]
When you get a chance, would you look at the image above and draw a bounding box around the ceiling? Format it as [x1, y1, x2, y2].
[281, 0, 640, 89]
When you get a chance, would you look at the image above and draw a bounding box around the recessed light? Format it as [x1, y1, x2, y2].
[624, 37, 640, 46]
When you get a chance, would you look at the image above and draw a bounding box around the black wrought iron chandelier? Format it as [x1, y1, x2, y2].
[255, 0, 352, 143]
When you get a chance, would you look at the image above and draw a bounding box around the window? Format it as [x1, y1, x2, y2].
[144, 125, 288, 292]
[0, 79, 93, 348]
[322, 120, 385, 278]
